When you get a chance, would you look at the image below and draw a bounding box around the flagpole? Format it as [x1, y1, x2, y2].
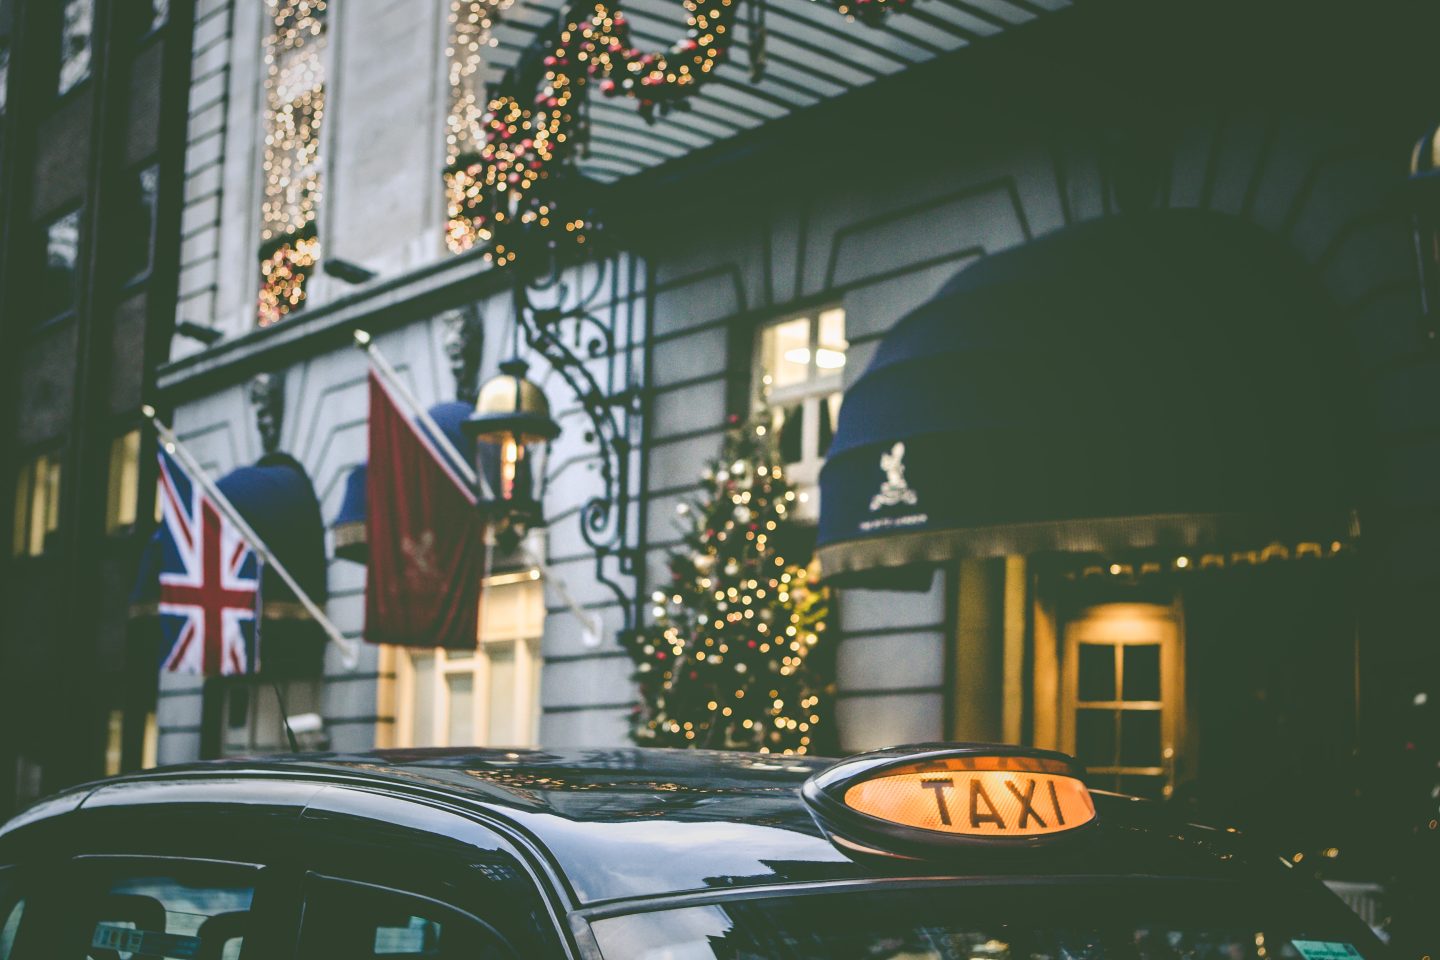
[353, 329, 496, 503]
[141, 405, 361, 670]
[353, 330, 604, 648]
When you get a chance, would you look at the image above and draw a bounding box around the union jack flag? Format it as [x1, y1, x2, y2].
[155, 448, 262, 675]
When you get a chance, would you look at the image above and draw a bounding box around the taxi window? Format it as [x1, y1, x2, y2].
[589, 881, 1382, 960]
[72, 862, 256, 960]
[297, 876, 518, 959]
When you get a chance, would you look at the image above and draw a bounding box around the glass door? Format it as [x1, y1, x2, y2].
[1061, 603, 1182, 800]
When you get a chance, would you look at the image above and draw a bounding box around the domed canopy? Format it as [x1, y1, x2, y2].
[467, 359, 560, 447]
[817, 211, 1359, 588]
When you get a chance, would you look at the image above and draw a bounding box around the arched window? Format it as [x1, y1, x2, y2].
[1409, 124, 1440, 343]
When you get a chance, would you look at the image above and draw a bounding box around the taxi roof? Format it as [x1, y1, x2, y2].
[4, 747, 1283, 905]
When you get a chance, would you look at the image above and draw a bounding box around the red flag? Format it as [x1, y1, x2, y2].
[365, 371, 486, 648]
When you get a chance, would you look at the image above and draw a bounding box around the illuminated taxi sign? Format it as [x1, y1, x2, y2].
[803, 745, 1097, 854]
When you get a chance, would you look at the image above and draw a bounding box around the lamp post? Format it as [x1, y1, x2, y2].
[464, 358, 561, 543]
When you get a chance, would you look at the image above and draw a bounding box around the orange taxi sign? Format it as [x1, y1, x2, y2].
[844, 764, 1094, 836]
[804, 745, 1097, 853]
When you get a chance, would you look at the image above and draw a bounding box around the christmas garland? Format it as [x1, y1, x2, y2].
[445, 0, 911, 263]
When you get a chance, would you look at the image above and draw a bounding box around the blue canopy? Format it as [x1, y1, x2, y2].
[816, 211, 1359, 588]
[131, 452, 329, 674]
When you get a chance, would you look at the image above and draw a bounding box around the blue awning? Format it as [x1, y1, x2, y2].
[131, 452, 330, 673]
[817, 211, 1360, 588]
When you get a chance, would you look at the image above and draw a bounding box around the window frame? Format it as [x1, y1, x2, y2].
[393, 573, 545, 749]
[36, 205, 84, 327]
[751, 304, 848, 518]
[12, 448, 63, 559]
[55, 0, 94, 99]
[117, 161, 163, 289]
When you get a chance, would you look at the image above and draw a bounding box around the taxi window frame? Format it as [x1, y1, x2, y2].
[62, 853, 278, 960]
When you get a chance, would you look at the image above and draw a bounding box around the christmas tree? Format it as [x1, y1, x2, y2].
[623, 417, 833, 754]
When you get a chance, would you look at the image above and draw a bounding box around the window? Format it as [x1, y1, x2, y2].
[443, 0, 509, 254]
[76, 863, 255, 960]
[1061, 603, 1182, 800]
[221, 679, 321, 755]
[589, 882, 1381, 960]
[257, 0, 328, 326]
[58, 0, 93, 94]
[755, 307, 847, 518]
[0, 41, 10, 116]
[149, 0, 168, 33]
[116, 165, 160, 282]
[105, 429, 142, 534]
[298, 878, 518, 959]
[39, 209, 81, 321]
[12, 453, 61, 558]
[395, 576, 544, 748]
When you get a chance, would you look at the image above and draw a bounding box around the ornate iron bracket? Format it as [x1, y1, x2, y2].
[511, 257, 643, 635]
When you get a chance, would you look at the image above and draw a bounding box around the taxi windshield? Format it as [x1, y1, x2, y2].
[589, 879, 1381, 960]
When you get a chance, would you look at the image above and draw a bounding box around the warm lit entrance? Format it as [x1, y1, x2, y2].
[1061, 603, 1183, 800]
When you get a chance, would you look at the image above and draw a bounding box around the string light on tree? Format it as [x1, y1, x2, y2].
[623, 416, 833, 754]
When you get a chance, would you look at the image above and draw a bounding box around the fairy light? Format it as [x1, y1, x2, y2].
[623, 416, 831, 754]
[256, 0, 327, 326]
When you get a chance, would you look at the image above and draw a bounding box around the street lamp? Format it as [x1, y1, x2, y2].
[463, 358, 561, 540]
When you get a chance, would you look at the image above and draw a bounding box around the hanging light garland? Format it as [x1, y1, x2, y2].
[445, 0, 911, 264]
[257, 0, 327, 326]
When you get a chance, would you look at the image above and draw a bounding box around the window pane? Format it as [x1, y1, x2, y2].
[41, 210, 81, 320]
[1075, 708, 1116, 768]
[819, 393, 842, 459]
[447, 672, 474, 746]
[150, 0, 169, 31]
[774, 403, 804, 465]
[1119, 709, 1162, 768]
[11, 459, 31, 557]
[84, 868, 254, 960]
[1077, 644, 1116, 703]
[486, 643, 517, 746]
[0, 43, 10, 115]
[298, 879, 514, 958]
[105, 709, 124, 777]
[411, 652, 438, 747]
[43, 458, 61, 533]
[762, 317, 811, 390]
[116, 167, 160, 282]
[58, 0, 92, 94]
[1122, 644, 1161, 701]
[107, 430, 142, 533]
[815, 307, 847, 372]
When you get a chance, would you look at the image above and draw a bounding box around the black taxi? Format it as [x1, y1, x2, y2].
[0, 743, 1383, 959]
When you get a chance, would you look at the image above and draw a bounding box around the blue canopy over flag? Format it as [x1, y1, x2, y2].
[134, 452, 328, 675]
[816, 211, 1360, 588]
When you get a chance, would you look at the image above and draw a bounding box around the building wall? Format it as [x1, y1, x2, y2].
[156, 8, 1437, 760]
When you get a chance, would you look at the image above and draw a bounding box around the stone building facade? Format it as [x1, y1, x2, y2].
[146, 0, 1437, 884]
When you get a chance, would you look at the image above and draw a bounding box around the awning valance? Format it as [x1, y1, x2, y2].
[817, 211, 1359, 588]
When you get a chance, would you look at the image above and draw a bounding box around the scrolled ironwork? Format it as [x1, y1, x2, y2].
[512, 256, 641, 633]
